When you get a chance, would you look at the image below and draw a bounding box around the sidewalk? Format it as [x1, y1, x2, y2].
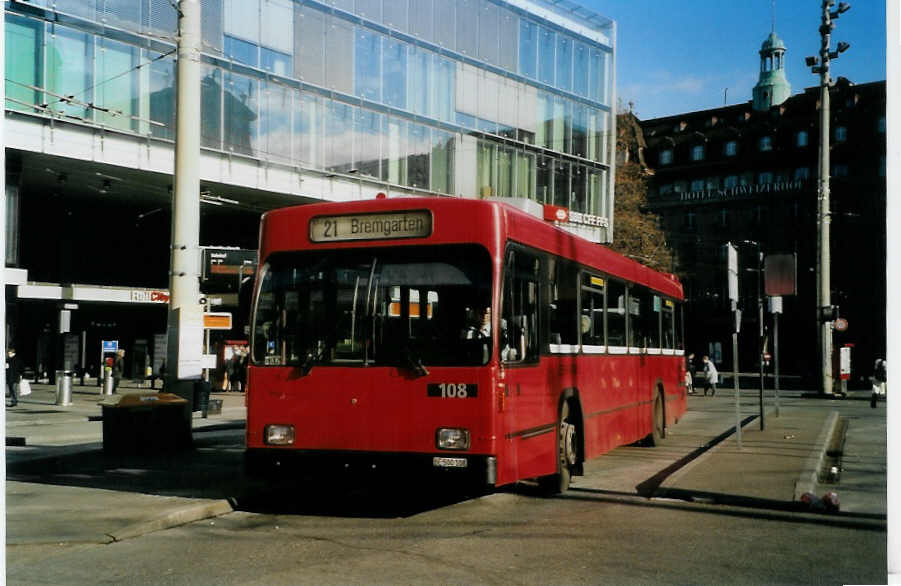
[5, 386, 886, 547]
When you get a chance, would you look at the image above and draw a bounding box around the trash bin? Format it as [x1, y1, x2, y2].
[55, 370, 73, 406]
[102, 368, 114, 396]
[99, 391, 191, 455]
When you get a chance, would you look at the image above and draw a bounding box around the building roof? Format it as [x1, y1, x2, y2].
[760, 31, 786, 52]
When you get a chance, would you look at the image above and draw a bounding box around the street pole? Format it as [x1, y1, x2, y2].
[165, 0, 203, 433]
[757, 244, 765, 430]
[773, 301, 781, 418]
[809, 0, 851, 396]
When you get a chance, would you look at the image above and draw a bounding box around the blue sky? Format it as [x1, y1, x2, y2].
[581, 1, 887, 120]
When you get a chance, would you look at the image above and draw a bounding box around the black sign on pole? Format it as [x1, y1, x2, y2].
[764, 253, 797, 296]
[201, 247, 258, 293]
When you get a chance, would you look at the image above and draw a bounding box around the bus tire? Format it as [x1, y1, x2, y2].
[645, 391, 665, 447]
[538, 401, 576, 495]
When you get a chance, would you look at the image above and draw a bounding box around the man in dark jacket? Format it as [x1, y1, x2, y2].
[6, 347, 22, 407]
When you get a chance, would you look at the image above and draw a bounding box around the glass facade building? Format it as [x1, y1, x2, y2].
[6, 0, 616, 237]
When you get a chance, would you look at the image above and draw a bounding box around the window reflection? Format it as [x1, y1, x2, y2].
[324, 100, 354, 173]
[224, 71, 259, 155]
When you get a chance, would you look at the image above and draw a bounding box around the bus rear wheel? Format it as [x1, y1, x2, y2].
[538, 401, 577, 495]
[645, 391, 665, 447]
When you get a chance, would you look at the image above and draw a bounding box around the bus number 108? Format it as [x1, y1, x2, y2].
[427, 383, 478, 399]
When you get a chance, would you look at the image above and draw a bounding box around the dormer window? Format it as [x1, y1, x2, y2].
[834, 126, 847, 143]
[759, 136, 773, 151]
[659, 149, 673, 165]
[691, 145, 705, 161]
[724, 140, 738, 156]
[796, 131, 808, 147]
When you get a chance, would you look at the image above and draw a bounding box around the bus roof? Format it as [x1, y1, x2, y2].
[261, 197, 683, 300]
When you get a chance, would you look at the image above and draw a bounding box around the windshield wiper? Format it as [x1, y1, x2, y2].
[401, 346, 429, 378]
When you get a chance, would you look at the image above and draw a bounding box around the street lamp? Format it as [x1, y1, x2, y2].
[805, 0, 850, 396]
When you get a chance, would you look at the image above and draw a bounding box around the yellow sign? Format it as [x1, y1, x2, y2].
[590, 276, 605, 287]
[203, 312, 233, 330]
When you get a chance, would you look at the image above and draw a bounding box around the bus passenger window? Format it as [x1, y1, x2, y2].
[580, 273, 605, 347]
[549, 259, 578, 346]
[663, 299, 676, 349]
[502, 250, 540, 363]
[606, 280, 626, 348]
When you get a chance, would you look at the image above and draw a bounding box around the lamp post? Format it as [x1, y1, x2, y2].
[806, 0, 850, 396]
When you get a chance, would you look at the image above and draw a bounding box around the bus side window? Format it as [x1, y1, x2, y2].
[663, 299, 675, 349]
[549, 259, 578, 347]
[606, 280, 626, 348]
[502, 250, 540, 363]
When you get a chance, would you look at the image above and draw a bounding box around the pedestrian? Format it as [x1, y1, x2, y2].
[701, 355, 718, 396]
[112, 349, 125, 393]
[685, 352, 696, 394]
[6, 347, 22, 407]
[871, 358, 887, 408]
[238, 348, 248, 392]
[227, 351, 240, 391]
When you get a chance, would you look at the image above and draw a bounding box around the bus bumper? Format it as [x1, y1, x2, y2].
[245, 448, 497, 487]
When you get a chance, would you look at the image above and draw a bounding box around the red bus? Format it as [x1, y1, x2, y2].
[245, 197, 686, 492]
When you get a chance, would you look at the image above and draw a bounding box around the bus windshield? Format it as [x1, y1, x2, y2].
[252, 244, 493, 369]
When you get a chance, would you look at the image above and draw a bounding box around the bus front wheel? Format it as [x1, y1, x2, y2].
[539, 401, 577, 495]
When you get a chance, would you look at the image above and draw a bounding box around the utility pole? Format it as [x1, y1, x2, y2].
[165, 0, 203, 441]
[806, 0, 850, 396]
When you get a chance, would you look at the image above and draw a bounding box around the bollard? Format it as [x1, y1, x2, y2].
[55, 370, 73, 406]
[103, 369, 115, 395]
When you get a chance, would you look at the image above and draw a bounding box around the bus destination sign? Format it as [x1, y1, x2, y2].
[310, 211, 432, 243]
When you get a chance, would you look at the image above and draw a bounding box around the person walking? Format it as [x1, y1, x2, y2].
[112, 349, 125, 393]
[872, 358, 887, 408]
[6, 347, 23, 407]
[701, 355, 718, 396]
[685, 352, 696, 394]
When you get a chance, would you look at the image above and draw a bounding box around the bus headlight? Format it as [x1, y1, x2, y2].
[264, 424, 295, 445]
[436, 428, 470, 450]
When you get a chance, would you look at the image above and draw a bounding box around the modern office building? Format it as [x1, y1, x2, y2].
[4, 0, 617, 378]
[638, 31, 885, 386]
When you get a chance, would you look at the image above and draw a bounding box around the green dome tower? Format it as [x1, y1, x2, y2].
[752, 31, 792, 111]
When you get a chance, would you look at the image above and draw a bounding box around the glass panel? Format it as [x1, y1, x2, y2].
[148, 51, 176, 139]
[407, 123, 430, 189]
[225, 35, 259, 67]
[355, 29, 381, 101]
[328, 0, 353, 10]
[477, 141, 496, 198]
[432, 55, 455, 123]
[382, 37, 407, 109]
[538, 26, 555, 85]
[201, 65, 222, 149]
[580, 275, 604, 346]
[202, 0, 224, 53]
[555, 35, 572, 92]
[478, 0, 498, 64]
[326, 17, 354, 94]
[588, 46, 603, 102]
[536, 154, 552, 204]
[354, 0, 380, 20]
[457, 0, 477, 56]
[261, 81, 292, 162]
[100, 0, 142, 31]
[431, 129, 454, 194]
[550, 259, 579, 345]
[571, 165, 586, 212]
[553, 160, 570, 208]
[536, 91, 552, 149]
[498, 8, 517, 72]
[5, 16, 43, 113]
[588, 170, 603, 215]
[497, 146, 514, 198]
[572, 103, 587, 159]
[553, 96, 571, 154]
[519, 19, 537, 79]
[409, 0, 433, 40]
[224, 0, 260, 43]
[516, 150, 536, 200]
[261, 48, 292, 76]
[296, 4, 325, 85]
[52, 0, 96, 21]
[383, 0, 409, 32]
[573, 42, 589, 97]
[586, 107, 599, 160]
[602, 50, 612, 105]
[224, 71, 259, 156]
[595, 112, 608, 163]
[433, 0, 455, 49]
[261, 0, 293, 54]
[46, 25, 94, 120]
[295, 92, 322, 168]
[324, 100, 354, 173]
[251, 245, 492, 368]
[147, 0, 178, 37]
[382, 117, 407, 184]
[355, 108, 382, 178]
[407, 46, 430, 116]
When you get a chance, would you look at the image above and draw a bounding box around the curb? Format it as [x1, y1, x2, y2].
[793, 410, 840, 501]
[110, 499, 234, 542]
